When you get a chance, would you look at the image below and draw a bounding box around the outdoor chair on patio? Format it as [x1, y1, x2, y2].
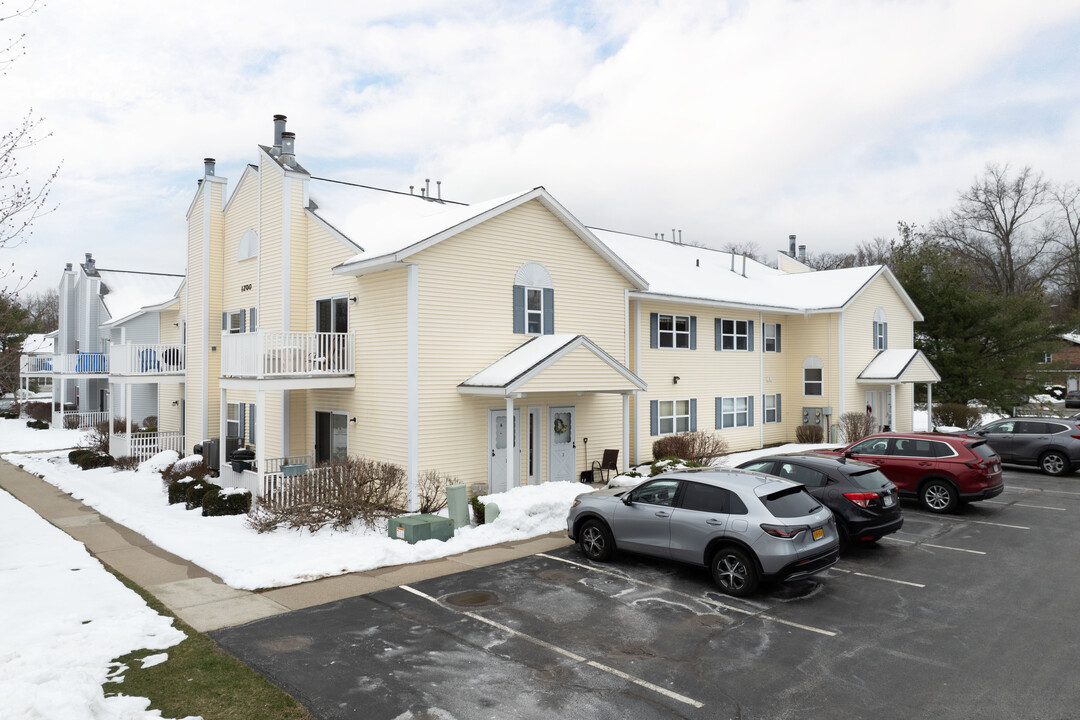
[591, 449, 619, 484]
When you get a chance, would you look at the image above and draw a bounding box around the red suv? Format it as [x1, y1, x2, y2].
[817, 433, 1004, 514]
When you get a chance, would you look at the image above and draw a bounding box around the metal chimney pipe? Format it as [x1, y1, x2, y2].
[204, 158, 216, 176]
[730, 254, 735, 271]
[273, 114, 287, 146]
[437, 180, 442, 201]
[672, 228, 676, 244]
[798, 245, 806, 261]
[742, 254, 747, 277]
[789, 234, 796, 257]
[280, 132, 295, 166]
[409, 185, 414, 195]
[425, 178, 430, 197]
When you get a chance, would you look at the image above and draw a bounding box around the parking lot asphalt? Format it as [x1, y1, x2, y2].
[211, 467, 1080, 720]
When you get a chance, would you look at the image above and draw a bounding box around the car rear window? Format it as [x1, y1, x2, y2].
[760, 486, 821, 518]
[1043, 421, 1069, 435]
[848, 468, 891, 490]
[966, 440, 998, 461]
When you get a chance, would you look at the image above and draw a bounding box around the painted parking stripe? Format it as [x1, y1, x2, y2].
[832, 567, 925, 588]
[537, 553, 837, 637]
[984, 500, 1066, 511]
[881, 537, 987, 555]
[927, 515, 1030, 530]
[1006, 485, 1080, 497]
[399, 584, 705, 709]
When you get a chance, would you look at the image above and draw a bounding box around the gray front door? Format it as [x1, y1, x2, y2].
[488, 408, 520, 493]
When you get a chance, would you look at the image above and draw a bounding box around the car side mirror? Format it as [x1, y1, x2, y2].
[844, 451, 854, 459]
[622, 494, 633, 505]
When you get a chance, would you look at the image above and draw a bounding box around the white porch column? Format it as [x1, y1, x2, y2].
[125, 386, 132, 437]
[506, 395, 515, 491]
[926, 383, 933, 431]
[57, 377, 66, 426]
[890, 383, 897, 431]
[219, 388, 228, 472]
[108, 382, 115, 450]
[407, 263, 418, 511]
[256, 389, 266, 491]
[622, 393, 629, 477]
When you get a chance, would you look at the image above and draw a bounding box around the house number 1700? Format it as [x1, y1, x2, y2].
[240, 283, 253, 292]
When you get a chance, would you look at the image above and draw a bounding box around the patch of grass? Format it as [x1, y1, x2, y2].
[103, 570, 314, 720]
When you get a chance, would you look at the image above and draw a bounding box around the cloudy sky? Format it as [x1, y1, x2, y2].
[5, 0, 1080, 295]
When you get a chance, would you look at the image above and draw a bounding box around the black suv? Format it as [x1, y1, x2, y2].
[956, 417, 1080, 476]
[737, 453, 903, 545]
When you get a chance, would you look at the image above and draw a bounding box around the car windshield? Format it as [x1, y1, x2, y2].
[760, 486, 821, 518]
[967, 441, 998, 461]
[848, 468, 891, 490]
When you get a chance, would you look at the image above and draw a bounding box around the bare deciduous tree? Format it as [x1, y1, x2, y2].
[1050, 184, 1080, 317]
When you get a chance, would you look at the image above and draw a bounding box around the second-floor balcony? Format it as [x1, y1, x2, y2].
[110, 343, 186, 378]
[221, 331, 355, 381]
[20, 352, 109, 375]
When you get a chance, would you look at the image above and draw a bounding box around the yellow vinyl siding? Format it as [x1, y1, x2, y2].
[257, 162, 283, 332]
[221, 169, 259, 323]
[287, 178, 308, 331]
[413, 200, 630, 486]
[517, 346, 633, 393]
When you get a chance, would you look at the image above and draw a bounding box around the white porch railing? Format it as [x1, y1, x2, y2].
[20, 354, 54, 374]
[47, 353, 109, 374]
[110, 343, 185, 376]
[260, 465, 341, 506]
[221, 331, 354, 378]
[59, 411, 108, 429]
[111, 431, 185, 461]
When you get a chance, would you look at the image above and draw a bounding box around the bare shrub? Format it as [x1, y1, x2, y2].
[417, 469, 455, 514]
[839, 412, 875, 443]
[63, 413, 80, 429]
[87, 421, 111, 453]
[24, 402, 50, 423]
[113, 417, 131, 433]
[112, 455, 139, 472]
[141, 415, 158, 432]
[794, 424, 825, 443]
[247, 457, 407, 533]
[651, 430, 729, 464]
[161, 457, 210, 488]
[932, 403, 983, 430]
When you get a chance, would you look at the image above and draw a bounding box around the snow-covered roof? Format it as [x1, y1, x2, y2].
[97, 269, 185, 326]
[459, 334, 646, 395]
[1063, 332, 1080, 345]
[590, 228, 890, 313]
[857, 349, 940, 383]
[22, 334, 53, 354]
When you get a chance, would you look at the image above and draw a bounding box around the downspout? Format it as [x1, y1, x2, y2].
[837, 311, 845, 443]
[759, 311, 764, 449]
[407, 263, 419, 511]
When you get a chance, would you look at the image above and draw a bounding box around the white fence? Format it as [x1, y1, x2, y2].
[112, 431, 185, 461]
[221, 331, 354, 378]
[58, 411, 108, 429]
[260, 465, 341, 506]
[110, 344, 185, 376]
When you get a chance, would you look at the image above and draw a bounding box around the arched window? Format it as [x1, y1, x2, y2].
[803, 356, 823, 396]
[873, 308, 888, 350]
[237, 229, 259, 261]
[513, 262, 553, 335]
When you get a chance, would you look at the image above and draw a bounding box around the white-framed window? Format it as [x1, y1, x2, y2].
[658, 399, 691, 435]
[804, 356, 824, 396]
[763, 323, 781, 353]
[873, 308, 888, 350]
[659, 314, 691, 349]
[1040, 352, 1053, 364]
[721, 396, 750, 428]
[226, 402, 241, 438]
[225, 310, 244, 334]
[720, 319, 749, 350]
[526, 287, 544, 335]
[764, 394, 780, 423]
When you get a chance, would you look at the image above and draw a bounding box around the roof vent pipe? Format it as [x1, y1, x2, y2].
[789, 234, 796, 257]
[84, 253, 95, 273]
[204, 158, 215, 176]
[280, 132, 295, 166]
[437, 180, 442, 201]
[272, 114, 287, 155]
[65, 263, 72, 271]
[798, 245, 806, 262]
[730, 253, 735, 272]
[409, 185, 414, 195]
[679, 230, 682, 243]
[672, 228, 676, 244]
[425, 178, 430, 198]
[742, 254, 747, 277]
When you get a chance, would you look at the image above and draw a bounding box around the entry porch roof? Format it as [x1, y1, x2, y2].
[857, 349, 940, 383]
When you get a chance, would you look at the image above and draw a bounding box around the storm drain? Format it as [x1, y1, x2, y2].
[444, 590, 501, 609]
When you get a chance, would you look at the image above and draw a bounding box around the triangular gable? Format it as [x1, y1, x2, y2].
[458, 334, 646, 396]
[858, 349, 940, 383]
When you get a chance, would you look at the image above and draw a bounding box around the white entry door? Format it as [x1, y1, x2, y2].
[488, 408, 521, 494]
[548, 406, 576, 482]
[865, 390, 893, 432]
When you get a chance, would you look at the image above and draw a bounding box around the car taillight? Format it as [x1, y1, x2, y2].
[760, 523, 808, 539]
[843, 492, 879, 508]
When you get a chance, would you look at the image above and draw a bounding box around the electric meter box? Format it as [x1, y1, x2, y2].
[388, 514, 455, 544]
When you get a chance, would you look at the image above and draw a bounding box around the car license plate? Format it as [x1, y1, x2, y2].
[883, 494, 895, 507]
[812, 527, 824, 540]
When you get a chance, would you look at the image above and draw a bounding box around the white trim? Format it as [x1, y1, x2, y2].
[527, 406, 541, 486]
[838, 312, 845, 418]
[759, 311, 764, 448]
[281, 175, 291, 330]
[304, 208, 362, 252]
[222, 165, 259, 215]
[220, 376, 356, 391]
[313, 408, 350, 463]
[201, 179, 210, 444]
[514, 261, 553, 288]
[407, 263, 419, 512]
[633, 300, 641, 466]
[282, 389, 290, 456]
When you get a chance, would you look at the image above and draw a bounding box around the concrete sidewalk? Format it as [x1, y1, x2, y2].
[0, 458, 573, 632]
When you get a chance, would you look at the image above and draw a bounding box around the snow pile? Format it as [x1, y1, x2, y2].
[139, 450, 180, 473]
[0, 488, 191, 719]
[0, 418, 88, 453]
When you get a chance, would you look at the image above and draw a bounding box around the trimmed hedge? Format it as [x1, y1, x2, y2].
[25, 419, 49, 430]
[167, 479, 199, 505]
[184, 481, 213, 510]
[201, 487, 252, 516]
[69, 449, 96, 465]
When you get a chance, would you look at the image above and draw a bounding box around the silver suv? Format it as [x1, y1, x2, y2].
[566, 468, 839, 597]
[958, 417, 1080, 476]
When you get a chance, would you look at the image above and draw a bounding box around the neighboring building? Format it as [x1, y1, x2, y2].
[175, 115, 939, 508]
[1033, 332, 1080, 392]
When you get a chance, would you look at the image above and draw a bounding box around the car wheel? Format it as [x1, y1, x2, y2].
[710, 548, 759, 597]
[920, 479, 958, 513]
[579, 519, 614, 562]
[1039, 451, 1069, 476]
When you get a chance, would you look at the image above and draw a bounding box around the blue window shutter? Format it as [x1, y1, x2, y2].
[221, 312, 227, 331]
[748, 395, 754, 426]
[512, 285, 525, 334]
[690, 398, 697, 431]
[542, 287, 554, 335]
[776, 394, 782, 423]
[249, 307, 257, 331]
[650, 313, 659, 348]
[747, 321, 754, 351]
[776, 324, 782, 352]
[239, 404, 246, 440]
[883, 322, 888, 349]
[872, 321, 878, 349]
[689, 316, 697, 350]
[650, 400, 659, 436]
[239, 311, 246, 333]
[248, 403, 256, 443]
[715, 397, 722, 429]
[715, 318, 722, 351]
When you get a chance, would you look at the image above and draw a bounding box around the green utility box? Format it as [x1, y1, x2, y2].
[446, 484, 469, 530]
[388, 514, 455, 544]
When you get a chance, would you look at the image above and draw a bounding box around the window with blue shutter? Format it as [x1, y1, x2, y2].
[513, 285, 525, 334]
[239, 404, 246, 440]
[651, 313, 659, 348]
[719, 396, 752, 428]
[764, 323, 781, 352]
[718, 318, 751, 350]
[249, 307, 257, 332]
[690, 398, 697, 431]
[513, 262, 554, 335]
[248, 403, 256, 444]
[764, 394, 782, 423]
[874, 308, 888, 349]
[542, 287, 554, 335]
[650, 400, 659, 436]
[654, 313, 693, 348]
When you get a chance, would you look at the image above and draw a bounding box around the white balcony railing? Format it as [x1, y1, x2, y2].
[110, 343, 185, 376]
[111, 431, 185, 461]
[20, 354, 54, 374]
[221, 331, 354, 379]
[20, 353, 109, 375]
[59, 411, 109, 429]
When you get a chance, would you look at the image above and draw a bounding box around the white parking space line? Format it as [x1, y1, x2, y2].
[399, 584, 705, 709]
[832, 567, 925, 588]
[930, 516, 1030, 530]
[1006, 486, 1080, 497]
[881, 537, 987, 555]
[984, 500, 1066, 511]
[537, 553, 837, 637]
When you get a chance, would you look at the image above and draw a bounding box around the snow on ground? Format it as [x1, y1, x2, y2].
[0, 486, 193, 720]
[0, 417, 89, 452]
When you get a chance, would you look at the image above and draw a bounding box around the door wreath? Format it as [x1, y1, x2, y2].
[553, 417, 567, 435]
